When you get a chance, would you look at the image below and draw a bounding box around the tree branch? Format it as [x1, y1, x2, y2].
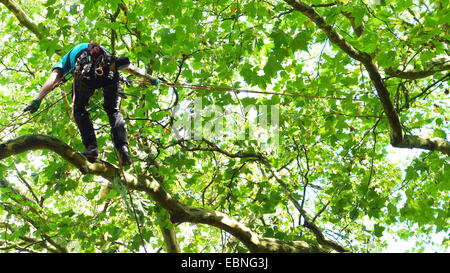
[172, 138, 348, 252]
[283, 0, 401, 139]
[0, 179, 68, 253]
[385, 57, 450, 80]
[260, 159, 348, 253]
[160, 226, 181, 253]
[341, 10, 364, 37]
[0, 0, 42, 40]
[0, 134, 336, 252]
[393, 135, 450, 156]
[283, 0, 450, 156]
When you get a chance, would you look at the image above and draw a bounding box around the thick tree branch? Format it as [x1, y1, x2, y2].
[385, 57, 450, 80]
[283, 0, 449, 156]
[393, 135, 450, 156]
[283, 0, 401, 139]
[0, 0, 63, 56]
[283, 0, 370, 63]
[0, 0, 42, 40]
[160, 227, 181, 253]
[285, 0, 403, 139]
[0, 134, 336, 252]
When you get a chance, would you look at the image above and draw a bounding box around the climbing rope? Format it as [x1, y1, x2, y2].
[0, 93, 67, 139]
[131, 78, 363, 101]
[0, 76, 365, 139]
[0, 75, 71, 138]
[112, 142, 148, 253]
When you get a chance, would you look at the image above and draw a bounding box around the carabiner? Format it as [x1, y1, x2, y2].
[95, 65, 104, 76]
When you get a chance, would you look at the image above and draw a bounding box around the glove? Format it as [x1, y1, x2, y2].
[149, 77, 160, 86]
[23, 99, 41, 113]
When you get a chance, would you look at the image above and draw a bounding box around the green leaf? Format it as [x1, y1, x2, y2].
[45, 0, 56, 6]
[291, 32, 309, 52]
[374, 224, 385, 237]
[433, 129, 446, 139]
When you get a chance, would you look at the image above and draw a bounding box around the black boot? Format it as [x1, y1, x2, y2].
[117, 145, 131, 166]
[81, 144, 98, 162]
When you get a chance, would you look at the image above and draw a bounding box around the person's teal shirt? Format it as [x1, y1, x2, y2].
[53, 43, 110, 78]
[52, 43, 90, 77]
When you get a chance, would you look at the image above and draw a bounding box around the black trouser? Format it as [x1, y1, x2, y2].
[73, 77, 128, 150]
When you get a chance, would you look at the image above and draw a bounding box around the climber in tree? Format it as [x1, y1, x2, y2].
[23, 43, 159, 166]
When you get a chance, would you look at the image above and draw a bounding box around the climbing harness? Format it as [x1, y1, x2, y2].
[74, 43, 116, 88]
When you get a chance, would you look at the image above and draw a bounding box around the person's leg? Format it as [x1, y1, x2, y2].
[73, 79, 98, 161]
[103, 79, 131, 165]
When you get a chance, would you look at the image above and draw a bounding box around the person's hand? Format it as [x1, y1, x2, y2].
[23, 99, 41, 113]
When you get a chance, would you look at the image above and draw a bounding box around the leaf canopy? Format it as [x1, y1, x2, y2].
[0, 0, 448, 253]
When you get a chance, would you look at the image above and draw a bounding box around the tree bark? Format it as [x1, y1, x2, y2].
[160, 227, 181, 253]
[393, 135, 450, 156]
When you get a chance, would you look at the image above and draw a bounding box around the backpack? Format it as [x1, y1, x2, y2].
[74, 43, 116, 88]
